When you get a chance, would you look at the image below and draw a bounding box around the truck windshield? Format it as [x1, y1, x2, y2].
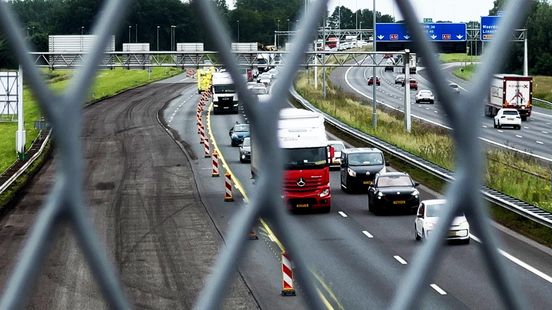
[284, 147, 327, 169]
[214, 84, 236, 94]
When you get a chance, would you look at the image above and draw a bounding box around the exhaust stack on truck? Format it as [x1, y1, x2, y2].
[251, 108, 333, 212]
[486, 74, 533, 121]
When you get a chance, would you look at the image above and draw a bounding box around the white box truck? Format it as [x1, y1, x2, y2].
[212, 71, 238, 114]
[486, 74, 533, 121]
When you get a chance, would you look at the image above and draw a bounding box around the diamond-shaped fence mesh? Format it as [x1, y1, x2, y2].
[0, 0, 533, 309]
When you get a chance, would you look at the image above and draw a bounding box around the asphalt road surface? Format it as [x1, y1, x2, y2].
[331, 62, 552, 161]
[0, 80, 258, 309]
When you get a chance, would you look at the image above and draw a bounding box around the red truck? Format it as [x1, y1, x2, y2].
[251, 108, 333, 212]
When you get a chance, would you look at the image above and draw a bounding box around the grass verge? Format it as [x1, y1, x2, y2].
[0, 67, 181, 174]
[294, 71, 552, 247]
[439, 53, 480, 63]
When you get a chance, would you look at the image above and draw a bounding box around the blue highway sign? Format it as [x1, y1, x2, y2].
[376, 23, 467, 42]
[480, 16, 500, 41]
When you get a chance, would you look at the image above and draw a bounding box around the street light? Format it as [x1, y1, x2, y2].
[128, 25, 132, 43]
[237, 20, 240, 42]
[276, 19, 280, 47]
[360, 21, 363, 41]
[135, 24, 138, 43]
[372, 0, 377, 128]
[156, 26, 160, 51]
[81, 26, 84, 35]
[287, 18, 290, 32]
[170, 25, 176, 51]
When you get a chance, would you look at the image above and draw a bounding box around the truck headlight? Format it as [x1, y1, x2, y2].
[347, 168, 357, 177]
[319, 188, 330, 197]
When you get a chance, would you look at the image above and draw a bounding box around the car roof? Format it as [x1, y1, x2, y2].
[342, 147, 382, 154]
[377, 171, 409, 177]
[327, 140, 345, 146]
[421, 199, 447, 206]
[500, 108, 518, 112]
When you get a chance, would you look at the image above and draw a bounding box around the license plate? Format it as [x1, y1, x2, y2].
[507, 118, 514, 121]
[363, 181, 372, 185]
[296, 203, 309, 208]
[393, 200, 406, 205]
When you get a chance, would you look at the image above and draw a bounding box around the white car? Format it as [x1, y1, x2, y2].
[414, 199, 470, 244]
[494, 108, 521, 129]
[327, 140, 346, 168]
[449, 82, 460, 93]
[415, 89, 434, 104]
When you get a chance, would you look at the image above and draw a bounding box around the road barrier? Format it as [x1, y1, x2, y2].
[211, 150, 220, 177]
[199, 122, 206, 144]
[203, 137, 210, 158]
[281, 252, 296, 296]
[224, 172, 233, 202]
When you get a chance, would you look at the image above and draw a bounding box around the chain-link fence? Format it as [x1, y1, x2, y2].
[0, 0, 533, 309]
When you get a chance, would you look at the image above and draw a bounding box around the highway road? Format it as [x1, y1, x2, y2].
[1, 73, 551, 309]
[168, 84, 552, 308]
[330, 62, 552, 161]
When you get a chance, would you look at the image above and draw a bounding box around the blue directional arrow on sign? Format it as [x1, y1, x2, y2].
[376, 23, 467, 42]
[480, 16, 500, 41]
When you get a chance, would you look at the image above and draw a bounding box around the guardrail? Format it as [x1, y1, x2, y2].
[534, 97, 552, 108]
[290, 87, 552, 229]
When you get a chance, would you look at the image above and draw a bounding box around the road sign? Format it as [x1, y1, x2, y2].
[376, 23, 466, 42]
[481, 16, 500, 41]
[423, 18, 433, 23]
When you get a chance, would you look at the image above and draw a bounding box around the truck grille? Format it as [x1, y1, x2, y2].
[284, 178, 324, 192]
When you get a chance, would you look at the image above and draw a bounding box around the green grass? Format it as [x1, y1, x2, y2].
[439, 53, 480, 63]
[295, 73, 552, 213]
[452, 64, 476, 80]
[0, 67, 181, 174]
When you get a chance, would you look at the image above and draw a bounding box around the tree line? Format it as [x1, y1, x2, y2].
[1, 0, 552, 76]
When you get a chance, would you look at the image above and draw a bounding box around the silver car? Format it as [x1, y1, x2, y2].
[239, 137, 251, 163]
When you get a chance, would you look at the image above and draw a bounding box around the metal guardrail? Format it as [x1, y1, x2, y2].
[534, 97, 552, 107]
[0, 0, 538, 309]
[290, 87, 552, 229]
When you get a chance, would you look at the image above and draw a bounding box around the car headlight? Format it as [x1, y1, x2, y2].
[457, 220, 469, 230]
[319, 188, 330, 198]
[347, 168, 357, 177]
[411, 189, 419, 198]
[377, 192, 384, 199]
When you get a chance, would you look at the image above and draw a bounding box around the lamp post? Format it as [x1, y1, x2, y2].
[275, 19, 280, 47]
[156, 26, 160, 51]
[360, 21, 363, 41]
[372, 0, 377, 128]
[128, 25, 132, 43]
[135, 24, 138, 43]
[237, 20, 240, 42]
[81, 26, 84, 35]
[170, 25, 176, 51]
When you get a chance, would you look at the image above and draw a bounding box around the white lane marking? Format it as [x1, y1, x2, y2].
[434, 110, 439, 113]
[393, 255, 408, 265]
[470, 234, 552, 284]
[344, 67, 552, 163]
[543, 131, 549, 134]
[515, 135, 523, 138]
[430, 284, 447, 295]
[497, 130, 503, 133]
[532, 111, 552, 118]
[482, 125, 488, 128]
[524, 126, 529, 129]
[536, 141, 544, 145]
[362, 230, 374, 238]
[338, 211, 348, 218]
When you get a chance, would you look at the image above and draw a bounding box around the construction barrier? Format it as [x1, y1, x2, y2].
[281, 252, 296, 296]
[204, 137, 210, 157]
[199, 123, 206, 144]
[224, 172, 233, 202]
[212, 150, 220, 177]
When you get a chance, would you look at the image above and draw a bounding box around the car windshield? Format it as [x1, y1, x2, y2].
[450, 84, 458, 88]
[503, 110, 518, 116]
[377, 175, 413, 187]
[419, 91, 431, 95]
[330, 143, 345, 152]
[214, 84, 236, 94]
[348, 152, 383, 166]
[426, 203, 444, 217]
[284, 147, 327, 169]
[234, 124, 249, 132]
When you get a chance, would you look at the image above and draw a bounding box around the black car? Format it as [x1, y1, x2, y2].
[368, 172, 419, 214]
[229, 122, 250, 146]
[340, 148, 388, 193]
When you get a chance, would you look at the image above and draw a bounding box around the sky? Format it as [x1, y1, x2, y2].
[327, 0, 496, 23]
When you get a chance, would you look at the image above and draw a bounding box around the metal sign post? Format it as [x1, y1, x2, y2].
[16, 66, 26, 159]
[404, 50, 411, 133]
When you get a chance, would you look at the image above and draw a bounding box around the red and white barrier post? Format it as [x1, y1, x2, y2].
[204, 137, 210, 157]
[281, 252, 296, 296]
[224, 172, 233, 202]
[212, 150, 220, 177]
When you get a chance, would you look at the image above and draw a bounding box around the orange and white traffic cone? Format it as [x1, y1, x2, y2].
[224, 172, 234, 202]
[281, 252, 296, 296]
[212, 150, 220, 177]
